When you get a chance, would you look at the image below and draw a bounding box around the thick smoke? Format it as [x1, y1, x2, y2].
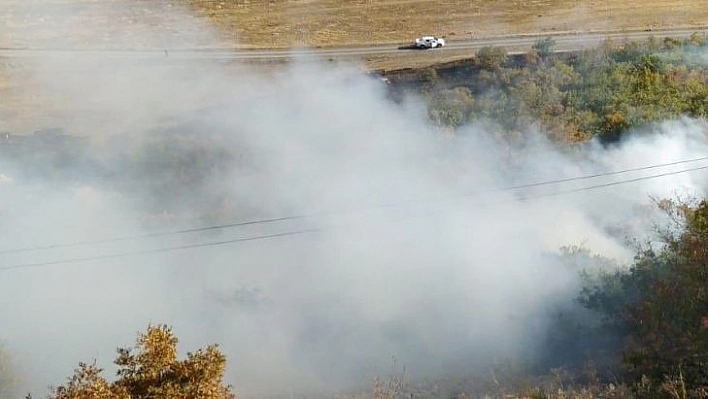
[1, 3, 708, 397]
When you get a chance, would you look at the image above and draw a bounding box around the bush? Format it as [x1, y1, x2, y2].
[49, 325, 234, 399]
[475, 46, 508, 70]
[419, 67, 439, 83]
[533, 37, 557, 58]
[428, 87, 474, 128]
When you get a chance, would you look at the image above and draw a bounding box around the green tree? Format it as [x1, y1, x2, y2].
[579, 200, 708, 397]
[475, 46, 507, 71]
[428, 87, 474, 128]
[51, 325, 234, 399]
[532, 37, 557, 58]
[419, 67, 439, 84]
[687, 32, 706, 47]
[414, 36, 708, 143]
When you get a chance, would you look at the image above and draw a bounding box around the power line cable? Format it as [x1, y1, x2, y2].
[481, 156, 708, 193]
[0, 229, 321, 271]
[0, 215, 309, 254]
[1, 155, 706, 255]
[380, 156, 708, 206]
[519, 163, 708, 200]
[2, 162, 707, 272]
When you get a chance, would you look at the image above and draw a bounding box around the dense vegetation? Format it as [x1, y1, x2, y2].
[404, 33, 708, 143]
[576, 200, 708, 398]
[405, 38, 708, 394]
[374, 200, 708, 398]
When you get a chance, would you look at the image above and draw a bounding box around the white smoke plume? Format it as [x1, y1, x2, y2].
[1, 3, 708, 397]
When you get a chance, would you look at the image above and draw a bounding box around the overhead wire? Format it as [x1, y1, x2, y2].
[518, 163, 708, 200]
[0, 214, 309, 254]
[2, 159, 707, 271]
[0, 229, 322, 271]
[481, 156, 708, 193]
[2, 155, 706, 255]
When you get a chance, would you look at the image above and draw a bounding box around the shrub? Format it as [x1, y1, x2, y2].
[49, 325, 234, 399]
[475, 46, 508, 70]
[533, 37, 557, 58]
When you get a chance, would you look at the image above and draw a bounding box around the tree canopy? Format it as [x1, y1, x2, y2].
[49, 325, 234, 399]
[411, 34, 708, 144]
[578, 200, 708, 397]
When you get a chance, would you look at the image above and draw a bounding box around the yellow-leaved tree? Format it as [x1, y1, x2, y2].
[49, 325, 234, 399]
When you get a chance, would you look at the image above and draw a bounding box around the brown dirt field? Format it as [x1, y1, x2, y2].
[188, 0, 708, 49]
[1, 0, 708, 134]
[2, 0, 708, 49]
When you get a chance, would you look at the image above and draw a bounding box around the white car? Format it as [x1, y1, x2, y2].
[415, 36, 445, 49]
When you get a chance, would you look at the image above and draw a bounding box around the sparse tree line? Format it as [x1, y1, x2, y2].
[410, 33, 708, 144]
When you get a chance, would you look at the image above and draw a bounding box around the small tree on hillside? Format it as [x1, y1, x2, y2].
[532, 37, 557, 58]
[475, 46, 507, 71]
[50, 325, 234, 399]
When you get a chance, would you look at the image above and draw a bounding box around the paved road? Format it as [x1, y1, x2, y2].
[0, 28, 705, 61]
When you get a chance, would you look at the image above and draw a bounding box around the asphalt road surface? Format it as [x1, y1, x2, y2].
[0, 28, 705, 61]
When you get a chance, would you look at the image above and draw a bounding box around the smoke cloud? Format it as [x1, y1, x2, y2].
[1, 3, 708, 397]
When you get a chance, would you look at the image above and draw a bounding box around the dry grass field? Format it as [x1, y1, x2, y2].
[188, 0, 708, 48]
[1, 0, 708, 133]
[2, 0, 708, 49]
